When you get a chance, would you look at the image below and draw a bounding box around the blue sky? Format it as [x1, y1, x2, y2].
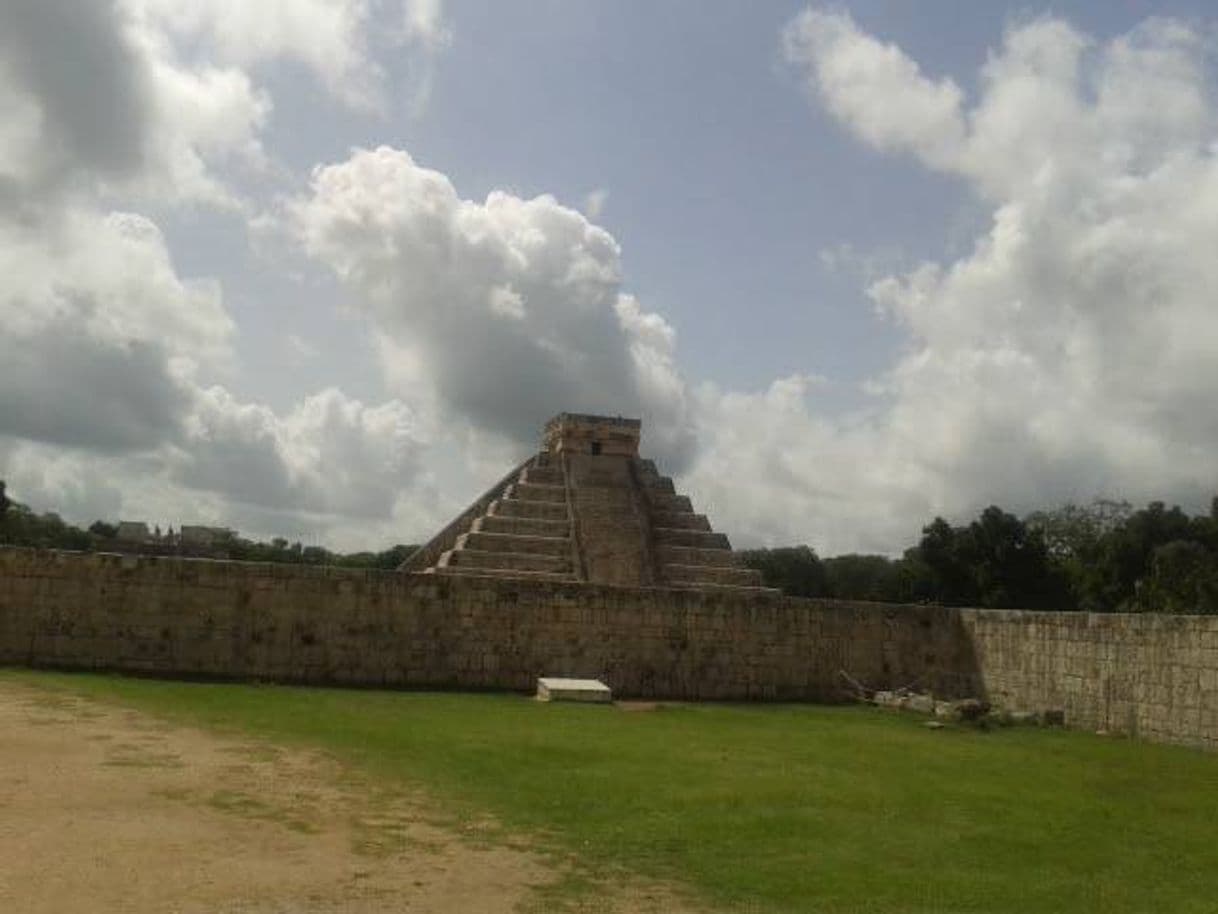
[3, 0, 1218, 554]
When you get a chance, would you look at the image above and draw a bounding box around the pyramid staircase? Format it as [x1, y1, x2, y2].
[432, 453, 577, 582]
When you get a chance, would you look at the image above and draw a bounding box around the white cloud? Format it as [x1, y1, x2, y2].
[0, 208, 232, 452]
[396, 0, 451, 114]
[292, 146, 695, 467]
[175, 385, 428, 520]
[401, 0, 450, 52]
[0, 0, 152, 198]
[696, 9, 1218, 552]
[0, 0, 456, 549]
[132, 0, 389, 111]
[0, 0, 274, 208]
[0, 0, 447, 209]
[783, 8, 967, 170]
[0, 198, 434, 540]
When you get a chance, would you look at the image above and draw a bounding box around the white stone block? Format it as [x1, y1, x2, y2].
[536, 677, 612, 703]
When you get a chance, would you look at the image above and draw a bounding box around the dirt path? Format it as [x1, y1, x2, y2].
[0, 680, 695, 913]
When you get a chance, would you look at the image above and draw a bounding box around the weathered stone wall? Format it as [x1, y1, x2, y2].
[0, 548, 972, 701]
[961, 609, 1218, 750]
[2, 548, 1216, 749]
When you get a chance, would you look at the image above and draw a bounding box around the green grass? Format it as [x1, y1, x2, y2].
[7, 669, 1218, 913]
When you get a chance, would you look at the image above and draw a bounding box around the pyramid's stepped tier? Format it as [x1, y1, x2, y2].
[430, 565, 575, 582]
[647, 493, 693, 514]
[458, 531, 570, 557]
[635, 474, 764, 588]
[471, 515, 569, 538]
[437, 547, 570, 574]
[488, 497, 569, 521]
[504, 482, 566, 503]
[663, 563, 765, 588]
[651, 512, 713, 532]
[655, 544, 740, 567]
[520, 464, 564, 486]
[633, 460, 676, 493]
[652, 527, 728, 548]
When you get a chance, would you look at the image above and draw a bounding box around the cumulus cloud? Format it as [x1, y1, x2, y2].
[0, 0, 440, 209]
[0, 0, 271, 208]
[0, 209, 231, 451]
[0, 1, 452, 546]
[784, 7, 967, 170]
[292, 146, 695, 466]
[134, 0, 392, 111]
[176, 386, 428, 519]
[0, 199, 430, 536]
[695, 10, 1218, 552]
[0, 0, 150, 193]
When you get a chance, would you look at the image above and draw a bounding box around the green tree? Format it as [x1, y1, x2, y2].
[1133, 540, 1218, 614]
[909, 507, 1071, 609]
[738, 546, 828, 597]
[822, 554, 902, 601]
[1083, 501, 1196, 612]
[1025, 499, 1133, 561]
[966, 506, 1070, 609]
[914, 517, 978, 605]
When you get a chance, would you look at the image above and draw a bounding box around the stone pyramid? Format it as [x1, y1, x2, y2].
[401, 413, 765, 590]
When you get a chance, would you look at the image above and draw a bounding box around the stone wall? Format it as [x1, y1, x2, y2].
[0, 548, 972, 701]
[2, 547, 1216, 750]
[961, 609, 1218, 751]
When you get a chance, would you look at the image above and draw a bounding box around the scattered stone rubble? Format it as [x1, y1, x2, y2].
[869, 688, 1065, 728]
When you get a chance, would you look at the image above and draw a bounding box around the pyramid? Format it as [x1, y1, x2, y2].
[401, 413, 765, 590]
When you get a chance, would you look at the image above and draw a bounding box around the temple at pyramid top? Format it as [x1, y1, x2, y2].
[400, 413, 765, 590]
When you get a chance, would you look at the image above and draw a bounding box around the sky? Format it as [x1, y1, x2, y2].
[2, 0, 1218, 555]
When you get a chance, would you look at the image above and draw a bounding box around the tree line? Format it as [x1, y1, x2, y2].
[6, 477, 1218, 611]
[739, 498, 1218, 613]
[0, 481, 415, 571]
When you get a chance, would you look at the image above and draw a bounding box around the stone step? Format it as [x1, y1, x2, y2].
[490, 498, 569, 521]
[457, 531, 570, 556]
[574, 488, 633, 509]
[473, 515, 570, 538]
[440, 549, 570, 574]
[648, 493, 693, 513]
[655, 544, 739, 567]
[661, 563, 764, 588]
[522, 465, 564, 486]
[505, 482, 567, 503]
[652, 527, 729, 548]
[651, 512, 714, 533]
[431, 566, 575, 582]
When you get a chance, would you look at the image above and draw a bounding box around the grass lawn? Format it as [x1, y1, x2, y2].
[6, 669, 1217, 913]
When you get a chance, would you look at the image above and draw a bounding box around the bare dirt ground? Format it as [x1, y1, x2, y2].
[0, 680, 697, 914]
